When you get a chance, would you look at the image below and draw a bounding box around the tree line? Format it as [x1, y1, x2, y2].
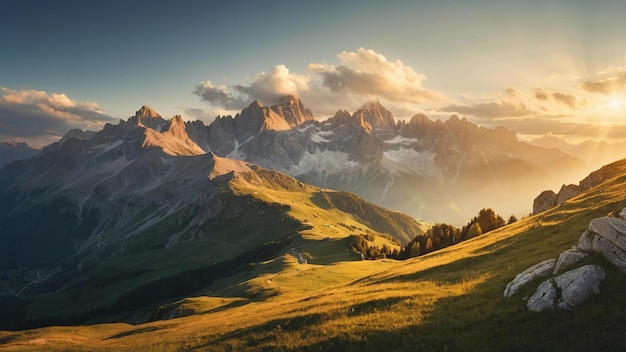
[353, 208, 517, 260]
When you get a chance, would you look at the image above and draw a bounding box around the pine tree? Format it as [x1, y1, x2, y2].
[467, 222, 482, 239]
[425, 237, 434, 253]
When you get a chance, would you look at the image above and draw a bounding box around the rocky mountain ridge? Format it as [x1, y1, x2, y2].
[0, 107, 421, 268]
[533, 158, 620, 214]
[2, 97, 586, 224]
[182, 97, 583, 223]
[0, 140, 39, 168]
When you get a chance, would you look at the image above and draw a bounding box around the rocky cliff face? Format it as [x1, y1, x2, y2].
[532, 159, 621, 214]
[533, 190, 558, 214]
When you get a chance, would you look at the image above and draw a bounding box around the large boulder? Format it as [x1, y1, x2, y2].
[553, 246, 587, 274]
[555, 265, 605, 310]
[555, 184, 582, 206]
[527, 265, 605, 312]
[578, 216, 626, 272]
[533, 190, 558, 215]
[503, 259, 556, 298]
[527, 279, 557, 312]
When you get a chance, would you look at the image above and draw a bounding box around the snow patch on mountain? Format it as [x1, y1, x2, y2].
[296, 124, 315, 133]
[89, 140, 124, 155]
[382, 148, 441, 179]
[288, 150, 359, 177]
[384, 135, 418, 145]
[310, 128, 334, 143]
[227, 137, 253, 160]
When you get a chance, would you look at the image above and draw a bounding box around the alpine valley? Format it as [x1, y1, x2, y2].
[1, 99, 626, 351]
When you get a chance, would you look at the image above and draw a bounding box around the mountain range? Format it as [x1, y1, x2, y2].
[177, 96, 583, 223]
[16, 96, 577, 223]
[0, 97, 591, 227]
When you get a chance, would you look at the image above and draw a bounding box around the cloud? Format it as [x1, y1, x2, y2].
[234, 64, 312, 103]
[194, 65, 313, 112]
[581, 73, 626, 95]
[0, 87, 114, 147]
[193, 48, 445, 117]
[182, 107, 217, 121]
[490, 117, 626, 140]
[534, 88, 549, 100]
[505, 87, 523, 99]
[440, 100, 536, 119]
[193, 81, 247, 110]
[533, 88, 580, 109]
[552, 92, 577, 109]
[310, 47, 444, 104]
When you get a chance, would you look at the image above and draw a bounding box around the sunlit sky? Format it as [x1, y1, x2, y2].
[2, 0, 626, 147]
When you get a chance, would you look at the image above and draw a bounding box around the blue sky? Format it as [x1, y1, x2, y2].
[2, 0, 626, 146]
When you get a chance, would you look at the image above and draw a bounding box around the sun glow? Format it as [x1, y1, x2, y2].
[609, 97, 621, 110]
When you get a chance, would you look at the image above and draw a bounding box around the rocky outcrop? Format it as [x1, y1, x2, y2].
[533, 190, 558, 214]
[533, 184, 583, 215]
[505, 208, 626, 311]
[526, 279, 558, 312]
[555, 265, 605, 309]
[553, 246, 587, 274]
[503, 259, 555, 298]
[532, 163, 614, 214]
[578, 216, 626, 272]
[527, 265, 605, 312]
[555, 184, 583, 206]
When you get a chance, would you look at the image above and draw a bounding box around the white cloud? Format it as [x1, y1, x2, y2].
[193, 81, 247, 110]
[440, 100, 536, 119]
[193, 48, 445, 118]
[581, 73, 626, 95]
[0, 87, 114, 147]
[310, 47, 444, 104]
[235, 64, 312, 103]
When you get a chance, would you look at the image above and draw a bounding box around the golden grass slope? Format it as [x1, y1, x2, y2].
[3, 159, 626, 351]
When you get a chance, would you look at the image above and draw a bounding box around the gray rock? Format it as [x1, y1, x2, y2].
[503, 259, 556, 298]
[553, 247, 587, 274]
[527, 265, 605, 312]
[533, 190, 558, 215]
[527, 279, 557, 312]
[619, 207, 626, 221]
[578, 217, 626, 272]
[555, 184, 583, 206]
[555, 265, 605, 310]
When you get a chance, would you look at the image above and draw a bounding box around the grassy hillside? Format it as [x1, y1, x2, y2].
[0, 162, 420, 330]
[2, 160, 626, 351]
